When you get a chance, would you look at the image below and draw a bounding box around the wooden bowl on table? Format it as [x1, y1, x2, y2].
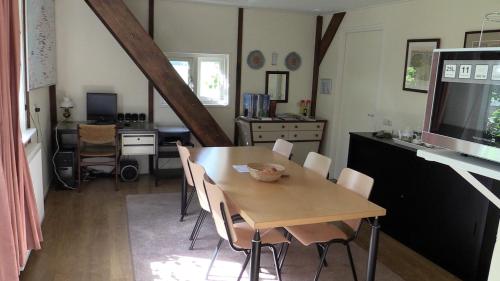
[247, 163, 285, 182]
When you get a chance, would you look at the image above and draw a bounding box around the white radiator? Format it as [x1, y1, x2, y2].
[26, 142, 44, 222]
[21, 143, 45, 271]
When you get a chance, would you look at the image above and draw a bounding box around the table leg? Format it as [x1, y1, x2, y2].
[367, 217, 380, 281]
[180, 173, 187, 221]
[250, 230, 261, 281]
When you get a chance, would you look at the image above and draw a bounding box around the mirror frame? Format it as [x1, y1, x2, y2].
[265, 71, 289, 103]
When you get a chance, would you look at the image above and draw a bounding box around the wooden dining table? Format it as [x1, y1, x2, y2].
[189, 146, 386, 281]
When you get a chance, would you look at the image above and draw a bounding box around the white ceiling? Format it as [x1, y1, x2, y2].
[166, 0, 407, 13]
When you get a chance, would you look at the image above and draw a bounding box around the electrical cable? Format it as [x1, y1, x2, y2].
[29, 112, 39, 141]
[51, 124, 76, 190]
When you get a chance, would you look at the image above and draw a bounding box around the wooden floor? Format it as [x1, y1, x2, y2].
[20, 176, 460, 281]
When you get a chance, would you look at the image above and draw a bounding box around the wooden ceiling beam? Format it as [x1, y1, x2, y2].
[310, 12, 345, 117]
[318, 12, 346, 64]
[85, 0, 232, 146]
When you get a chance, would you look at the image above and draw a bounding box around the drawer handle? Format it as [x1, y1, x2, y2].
[137, 138, 140, 141]
[315, 134, 319, 137]
[258, 126, 262, 129]
[294, 125, 298, 128]
[317, 125, 320, 128]
[281, 135, 285, 138]
[294, 134, 298, 137]
[258, 135, 262, 138]
[281, 125, 285, 129]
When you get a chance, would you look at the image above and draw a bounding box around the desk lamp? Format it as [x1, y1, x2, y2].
[60, 96, 74, 122]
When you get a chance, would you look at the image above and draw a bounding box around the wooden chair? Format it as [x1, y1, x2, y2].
[177, 141, 196, 221]
[203, 174, 289, 281]
[77, 124, 119, 191]
[272, 138, 293, 160]
[186, 157, 212, 250]
[281, 168, 375, 281]
[187, 157, 240, 250]
[303, 151, 332, 178]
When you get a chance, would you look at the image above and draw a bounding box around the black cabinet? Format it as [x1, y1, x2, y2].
[347, 133, 499, 281]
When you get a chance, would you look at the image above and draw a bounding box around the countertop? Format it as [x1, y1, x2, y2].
[349, 132, 429, 152]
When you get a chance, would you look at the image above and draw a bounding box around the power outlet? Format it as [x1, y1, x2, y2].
[32, 104, 40, 113]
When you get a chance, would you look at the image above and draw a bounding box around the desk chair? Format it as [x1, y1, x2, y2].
[203, 174, 289, 281]
[177, 141, 196, 221]
[77, 124, 119, 191]
[281, 168, 374, 281]
[273, 138, 293, 160]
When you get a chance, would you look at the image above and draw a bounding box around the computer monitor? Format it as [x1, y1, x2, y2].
[86, 92, 117, 122]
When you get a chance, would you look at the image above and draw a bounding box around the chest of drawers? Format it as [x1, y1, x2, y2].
[236, 118, 327, 164]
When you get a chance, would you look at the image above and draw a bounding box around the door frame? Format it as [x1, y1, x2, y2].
[331, 24, 386, 178]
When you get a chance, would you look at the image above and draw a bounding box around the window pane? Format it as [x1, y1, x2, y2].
[171, 60, 191, 86]
[198, 59, 227, 106]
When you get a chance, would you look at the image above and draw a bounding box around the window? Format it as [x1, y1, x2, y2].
[19, 0, 27, 133]
[168, 53, 229, 106]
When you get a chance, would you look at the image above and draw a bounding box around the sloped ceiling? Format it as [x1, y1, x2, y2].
[165, 0, 407, 13]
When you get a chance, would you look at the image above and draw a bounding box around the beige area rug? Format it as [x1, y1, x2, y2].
[126, 193, 404, 281]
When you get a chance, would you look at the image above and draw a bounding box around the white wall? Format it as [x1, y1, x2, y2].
[55, 0, 317, 145]
[241, 8, 316, 115]
[55, 0, 149, 122]
[153, 1, 238, 140]
[317, 0, 500, 176]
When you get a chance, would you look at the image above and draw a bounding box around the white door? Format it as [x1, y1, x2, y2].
[333, 29, 383, 178]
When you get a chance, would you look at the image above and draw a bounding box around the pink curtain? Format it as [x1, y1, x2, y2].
[0, 0, 43, 280]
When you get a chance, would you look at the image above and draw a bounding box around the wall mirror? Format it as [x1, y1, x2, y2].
[265, 71, 289, 102]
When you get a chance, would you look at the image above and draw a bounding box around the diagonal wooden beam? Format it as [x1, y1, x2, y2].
[85, 0, 232, 146]
[310, 12, 345, 117]
[318, 12, 346, 64]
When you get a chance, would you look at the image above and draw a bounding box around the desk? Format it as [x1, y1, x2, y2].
[55, 121, 158, 182]
[189, 146, 386, 281]
[56, 121, 158, 135]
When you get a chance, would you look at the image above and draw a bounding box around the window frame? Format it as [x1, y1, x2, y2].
[166, 52, 230, 107]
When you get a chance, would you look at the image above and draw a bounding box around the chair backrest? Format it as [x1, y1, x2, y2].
[187, 157, 211, 212]
[203, 174, 237, 243]
[272, 138, 293, 159]
[176, 141, 194, 186]
[337, 168, 374, 232]
[303, 152, 332, 178]
[78, 124, 116, 145]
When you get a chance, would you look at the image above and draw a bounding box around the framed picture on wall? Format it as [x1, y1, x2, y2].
[464, 29, 500, 48]
[402, 38, 440, 93]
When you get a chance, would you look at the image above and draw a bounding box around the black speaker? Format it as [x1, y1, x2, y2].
[139, 113, 146, 122]
[120, 159, 139, 182]
[117, 113, 124, 121]
[131, 113, 139, 122]
[125, 113, 132, 121]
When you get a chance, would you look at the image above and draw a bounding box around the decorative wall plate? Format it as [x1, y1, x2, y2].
[247, 50, 265, 69]
[285, 52, 301, 71]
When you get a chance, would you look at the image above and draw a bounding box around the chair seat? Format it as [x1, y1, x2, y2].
[233, 222, 289, 249]
[285, 223, 348, 246]
[80, 146, 116, 157]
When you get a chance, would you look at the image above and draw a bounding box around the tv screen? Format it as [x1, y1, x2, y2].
[86, 93, 117, 122]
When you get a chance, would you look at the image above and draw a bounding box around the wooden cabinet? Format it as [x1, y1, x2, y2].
[237, 118, 326, 164]
[347, 133, 499, 281]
